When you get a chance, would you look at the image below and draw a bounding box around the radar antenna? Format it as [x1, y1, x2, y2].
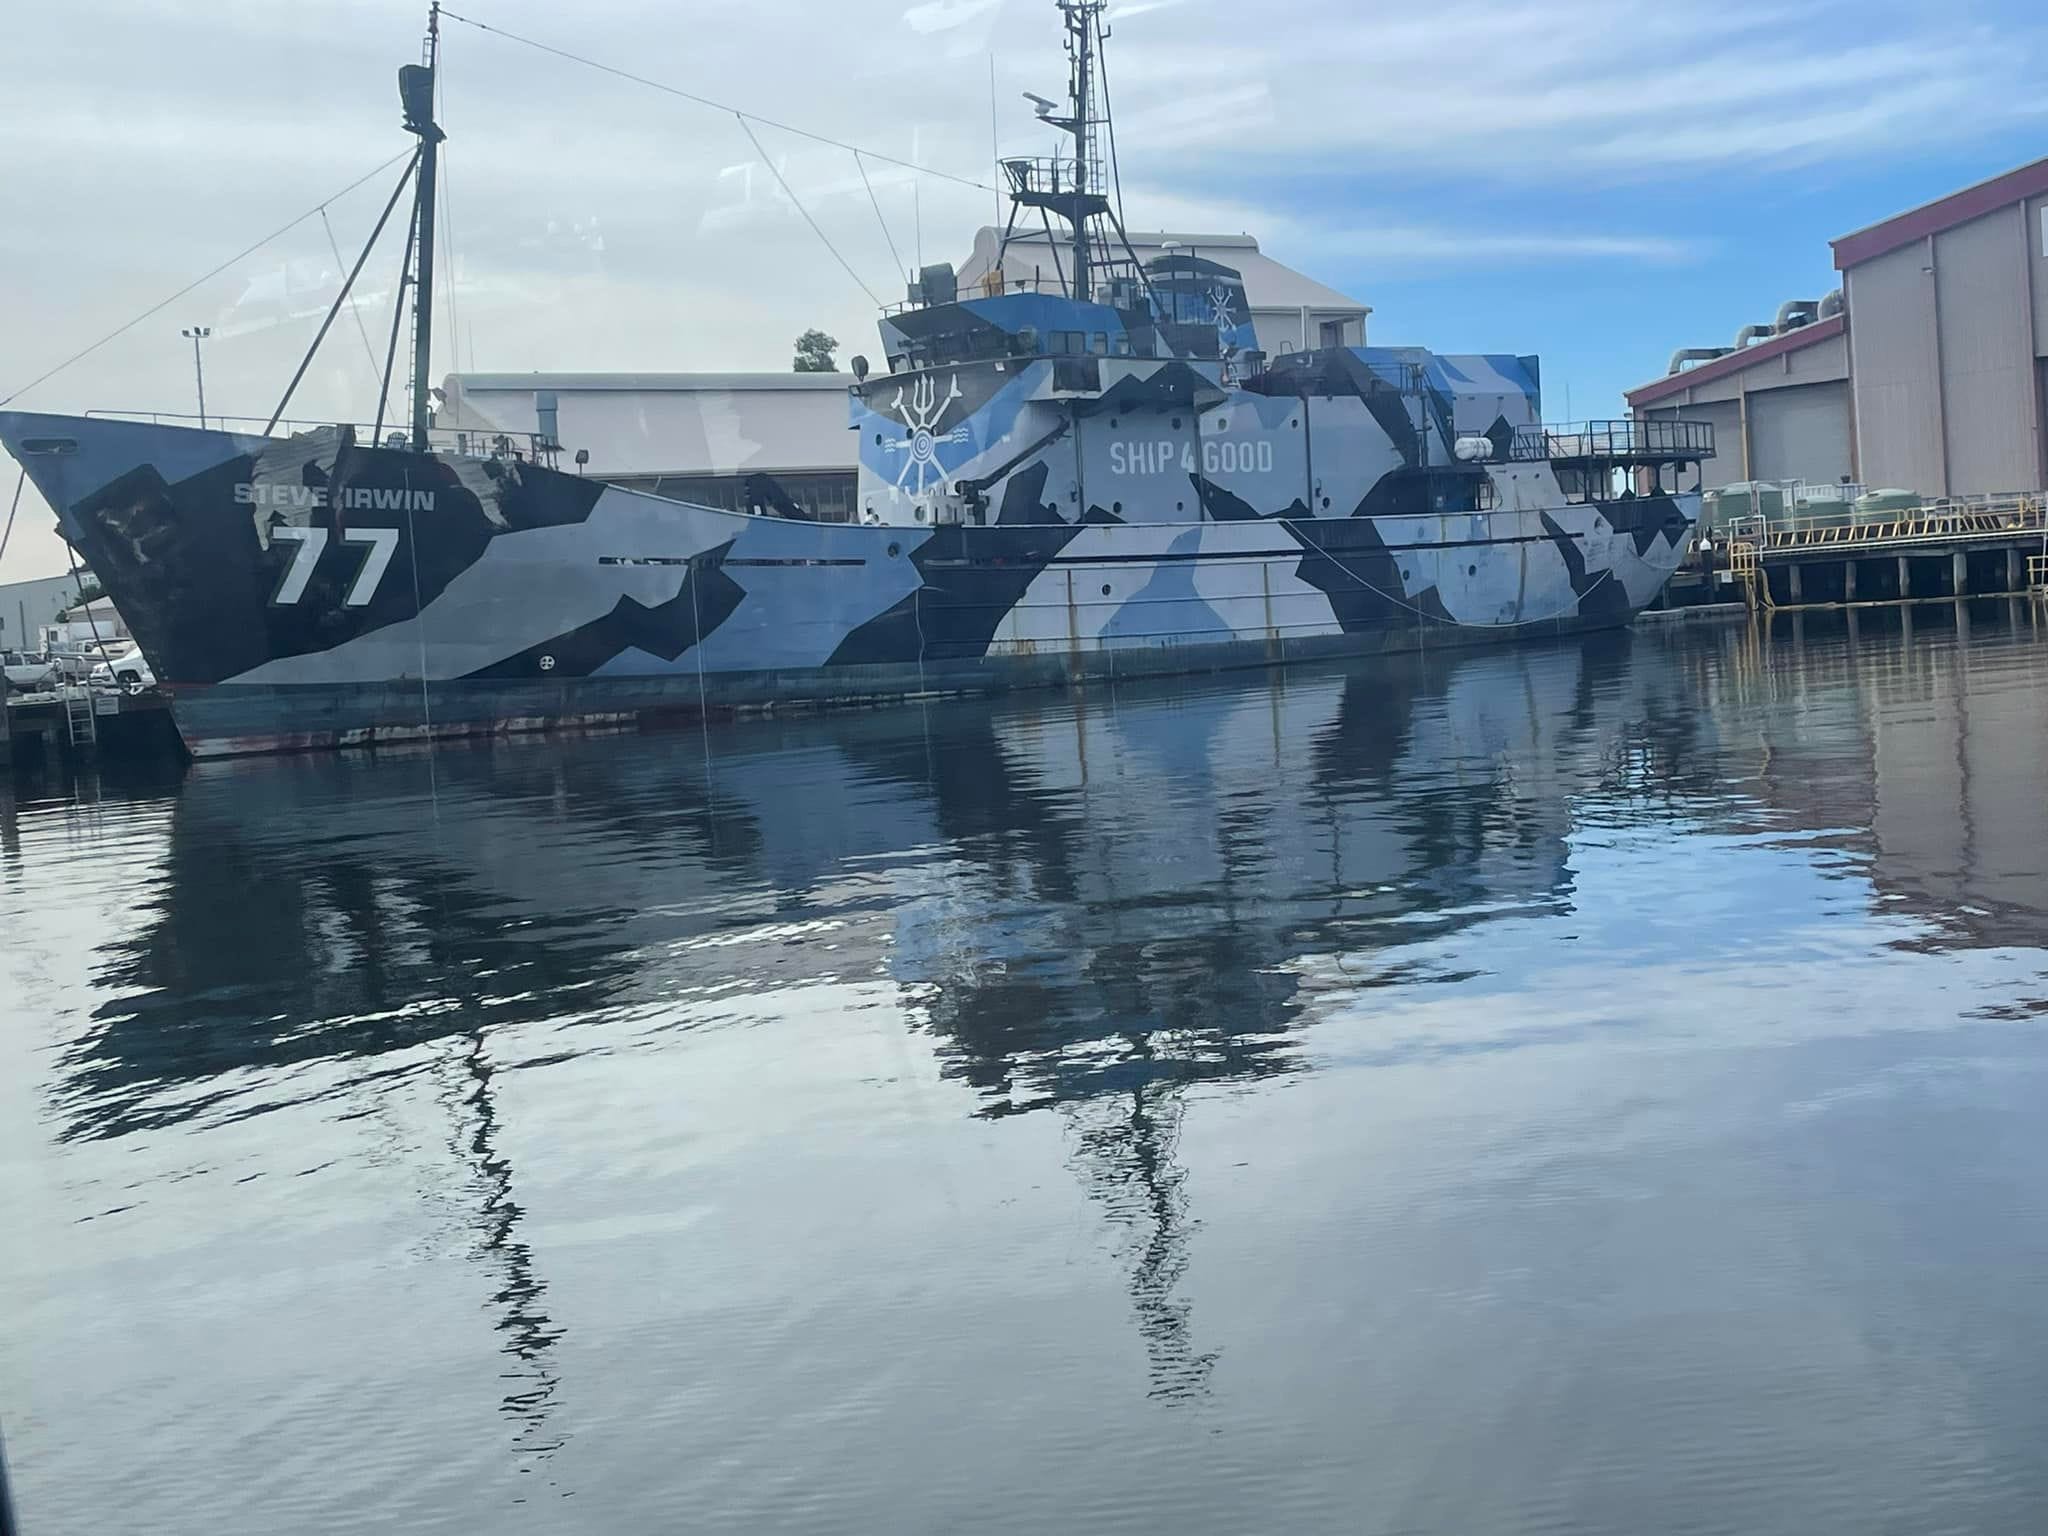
[998, 0, 1147, 307]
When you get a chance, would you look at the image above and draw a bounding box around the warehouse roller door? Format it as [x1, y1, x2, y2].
[1748, 381, 1851, 486]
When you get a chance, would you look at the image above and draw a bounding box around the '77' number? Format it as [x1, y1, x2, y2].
[269, 526, 400, 608]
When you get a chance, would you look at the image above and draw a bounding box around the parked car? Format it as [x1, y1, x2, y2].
[89, 645, 156, 690]
[2, 649, 57, 693]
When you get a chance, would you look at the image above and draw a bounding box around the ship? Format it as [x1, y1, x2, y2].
[0, 1, 1711, 760]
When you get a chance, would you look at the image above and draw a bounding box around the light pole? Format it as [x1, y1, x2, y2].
[180, 325, 211, 429]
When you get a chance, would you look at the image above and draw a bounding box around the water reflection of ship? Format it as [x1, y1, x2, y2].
[442, 1024, 568, 1474]
[66, 635, 1701, 1401]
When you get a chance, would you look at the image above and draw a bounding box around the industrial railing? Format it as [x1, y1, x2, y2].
[1723, 492, 2048, 554]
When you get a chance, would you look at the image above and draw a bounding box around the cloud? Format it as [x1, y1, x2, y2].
[1332, 228, 1698, 266]
[903, 0, 1004, 34]
[1127, 187, 1699, 274]
[1102, 0, 2041, 176]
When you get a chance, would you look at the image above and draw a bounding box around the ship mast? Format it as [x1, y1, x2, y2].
[399, 4, 445, 453]
[1002, 0, 1132, 306]
[1063, 0, 1101, 302]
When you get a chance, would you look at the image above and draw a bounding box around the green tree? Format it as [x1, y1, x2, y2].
[792, 329, 839, 373]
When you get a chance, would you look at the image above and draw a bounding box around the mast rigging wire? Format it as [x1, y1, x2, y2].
[734, 115, 881, 307]
[267, 150, 421, 434]
[0, 150, 414, 409]
[435, 49, 467, 376]
[853, 153, 906, 283]
[320, 206, 385, 381]
[375, 194, 423, 444]
[436, 8, 996, 193]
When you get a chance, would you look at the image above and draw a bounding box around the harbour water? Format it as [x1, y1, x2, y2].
[5, 606, 2048, 1534]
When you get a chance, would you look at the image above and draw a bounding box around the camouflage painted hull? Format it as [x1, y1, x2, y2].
[0, 411, 1694, 758]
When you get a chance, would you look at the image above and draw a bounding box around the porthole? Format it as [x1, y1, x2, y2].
[1110, 418, 1119, 429]
[1290, 418, 1299, 428]
[1171, 416, 1182, 429]
[1401, 568, 1412, 580]
[1101, 583, 1112, 597]
[1467, 564, 1477, 576]
[1112, 500, 1123, 514]
[1176, 500, 1184, 511]
[1322, 496, 1331, 510]
[887, 542, 901, 558]
[873, 433, 883, 445]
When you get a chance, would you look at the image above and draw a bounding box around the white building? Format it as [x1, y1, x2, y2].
[0, 572, 89, 652]
[440, 372, 859, 520]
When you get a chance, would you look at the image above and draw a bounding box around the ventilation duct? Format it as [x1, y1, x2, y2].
[1774, 299, 1820, 333]
[1818, 289, 1845, 320]
[1667, 346, 1732, 375]
[1734, 323, 1775, 348]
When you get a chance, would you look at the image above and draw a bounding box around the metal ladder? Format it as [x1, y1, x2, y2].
[1727, 540, 1767, 611]
[63, 685, 97, 751]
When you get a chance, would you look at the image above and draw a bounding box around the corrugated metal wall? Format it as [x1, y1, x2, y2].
[1934, 206, 2039, 494]
[1848, 201, 2047, 496]
[2029, 195, 2048, 358]
[1648, 402, 1743, 488]
[1846, 243, 1946, 492]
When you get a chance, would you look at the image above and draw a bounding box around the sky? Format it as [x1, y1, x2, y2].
[3, 0, 2046, 581]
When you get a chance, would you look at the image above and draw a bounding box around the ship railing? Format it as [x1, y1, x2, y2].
[1510, 419, 1715, 462]
[1001, 155, 1092, 200]
[81, 409, 553, 463]
[881, 266, 1153, 316]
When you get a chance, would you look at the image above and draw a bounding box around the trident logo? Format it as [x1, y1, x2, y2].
[1207, 284, 1238, 342]
[891, 372, 964, 497]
